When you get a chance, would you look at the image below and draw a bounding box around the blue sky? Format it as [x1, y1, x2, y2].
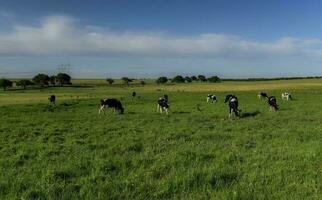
[1, 0, 322, 78]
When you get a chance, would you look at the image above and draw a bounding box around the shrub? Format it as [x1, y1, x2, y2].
[122, 77, 132, 86]
[156, 77, 168, 84]
[16, 79, 33, 89]
[140, 80, 146, 86]
[156, 76, 168, 84]
[106, 78, 114, 85]
[171, 75, 185, 83]
[56, 73, 72, 87]
[207, 76, 221, 83]
[185, 76, 192, 83]
[0, 79, 13, 91]
[32, 74, 50, 86]
[198, 75, 207, 82]
[49, 76, 57, 86]
[191, 76, 198, 81]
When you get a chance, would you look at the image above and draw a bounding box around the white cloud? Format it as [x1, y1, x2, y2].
[1, 15, 322, 60]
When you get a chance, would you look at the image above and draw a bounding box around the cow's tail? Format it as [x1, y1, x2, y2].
[117, 101, 124, 114]
[120, 106, 124, 114]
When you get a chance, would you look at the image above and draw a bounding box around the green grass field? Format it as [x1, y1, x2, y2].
[0, 80, 321, 199]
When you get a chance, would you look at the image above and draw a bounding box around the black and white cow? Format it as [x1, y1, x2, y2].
[157, 96, 169, 115]
[99, 98, 124, 114]
[48, 95, 56, 106]
[268, 96, 279, 111]
[225, 94, 241, 117]
[207, 94, 217, 103]
[281, 92, 292, 101]
[132, 91, 136, 98]
[258, 92, 268, 99]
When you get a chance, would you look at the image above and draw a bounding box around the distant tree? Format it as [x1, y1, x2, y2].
[191, 76, 198, 81]
[171, 75, 185, 83]
[56, 73, 72, 87]
[198, 75, 207, 82]
[140, 80, 146, 86]
[185, 76, 192, 83]
[0, 79, 13, 91]
[49, 75, 57, 86]
[156, 76, 168, 84]
[207, 76, 221, 83]
[32, 74, 50, 86]
[106, 78, 114, 85]
[122, 77, 132, 86]
[16, 79, 33, 89]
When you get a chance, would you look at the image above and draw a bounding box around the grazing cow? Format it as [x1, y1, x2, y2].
[48, 95, 56, 106]
[207, 94, 217, 103]
[132, 91, 136, 98]
[258, 92, 268, 99]
[281, 92, 292, 101]
[157, 97, 169, 115]
[225, 94, 241, 117]
[99, 98, 124, 114]
[268, 96, 279, 111]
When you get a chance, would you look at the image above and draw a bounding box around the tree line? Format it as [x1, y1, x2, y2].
[156, 75, 221, 84]
[105, 75, 221, 86]
[106, 77, 146, 86]
[223, 76, 322, 81]
[0, 73, 72, 91]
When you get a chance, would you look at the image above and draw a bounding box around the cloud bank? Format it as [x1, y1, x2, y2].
[1, 15, 322, 59]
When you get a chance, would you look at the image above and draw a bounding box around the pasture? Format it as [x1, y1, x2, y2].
[0, 80, 321, 199]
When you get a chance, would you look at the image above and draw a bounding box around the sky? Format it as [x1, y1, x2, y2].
[1, 0, 322, 78]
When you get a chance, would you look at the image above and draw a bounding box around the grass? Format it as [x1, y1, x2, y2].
[0, 80, 321, 199]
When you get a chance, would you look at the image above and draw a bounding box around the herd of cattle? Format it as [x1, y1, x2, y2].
[48, 92, 293, 117]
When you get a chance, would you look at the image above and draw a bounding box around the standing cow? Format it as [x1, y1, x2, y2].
[48, 95, 56, 106]
[268, 96, 279, 111]
[207, 94, 217, 103]
[281, 92, 292, 101]
[157, 94, 169, 115]
[225, 94, 241, 117]
[132, 91, 136, 99]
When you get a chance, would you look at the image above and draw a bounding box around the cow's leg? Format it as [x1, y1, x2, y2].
[99, 105, 105, 114]
[165, 108, 168, 115]
[104, 105, 109, 114]
[160, 107, 163, 114]
[157, 104, 160, 112]
[234, 108, 238, 117]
